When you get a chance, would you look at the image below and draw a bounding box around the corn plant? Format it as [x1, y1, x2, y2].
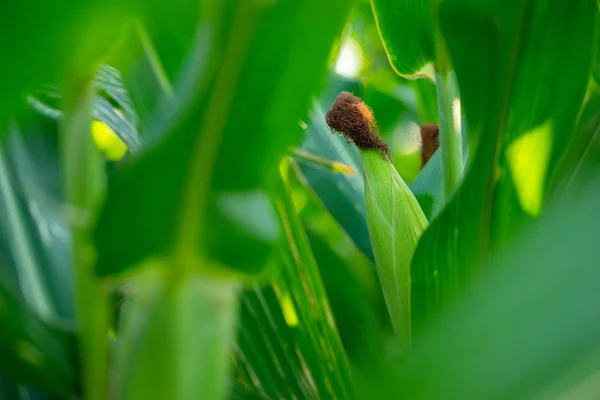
[1, 0, 600, 399]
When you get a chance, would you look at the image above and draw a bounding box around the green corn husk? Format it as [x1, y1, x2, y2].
[325, 91, 428, 351]
[360, 149, 428, 351]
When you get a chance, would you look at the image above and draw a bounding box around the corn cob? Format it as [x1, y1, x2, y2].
[326, 92, 428, 351]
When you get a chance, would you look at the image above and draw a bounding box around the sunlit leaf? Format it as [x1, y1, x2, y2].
[411, 0, 598, 332]
[399, 168, 600, 399]
[370, 0, 435, 78]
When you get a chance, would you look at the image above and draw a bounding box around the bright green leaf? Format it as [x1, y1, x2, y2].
[411, 0, 598, 332]
[370, 0, 435, 78]
[400, 168, 600, 399]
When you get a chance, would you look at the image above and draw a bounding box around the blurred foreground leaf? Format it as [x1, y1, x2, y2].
[94, 0, 353, 277]
[92, 2, 353, 400]
[0, 2, 131, 122]
[398, 167, 600, 399]
[0, 267, 75, 398]
[551, 82, 600, 194]
[116, 269, 239, 399]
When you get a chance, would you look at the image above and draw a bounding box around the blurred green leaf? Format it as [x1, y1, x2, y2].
[93, 66, 143, 153]
[108, 22, 176, 140]
[370, 0, 435, 77]
[59, 78, 110, 400]
[593, 36, 600, 86]
[116, 269, 239, 400]
[0, 266, 76, 398]
[0, 138, 55, 319]
[94, 0, 353, 277]
[134, 0, 199, 84]
[91, 3, 354, 400]
[398, 168, 600, 399]
[411, 0, 598, 332]
[551, 82, 600, 195]
[26, 65, 143, 155]
[0, 117, 74, 320]
[0, 2, 131, 122]
[230, 382, 270, 400]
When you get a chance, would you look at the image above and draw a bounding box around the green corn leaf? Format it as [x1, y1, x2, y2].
[370, 0, 465, 201]
[107, 22, 176, 139]
[0, 113, 78, 398]
[26, 65, 143, 155]
[0, 266, 76, 398]
[594, 37, 600, 86]
[360, 166, 600, 398]
[397, 167, 600, 399]
[133, 0, 200, 87]
[93, 0, 354, 278]
[115, 268, 239, 400]
[234, 160, 354, 399]
[370, 0, 435, 78]
[0, 2, 132, 123]
[360, 149, 428, 350]
[550, 82, 600, 195]
[92, 65, 143, 153]
[91, 2, 353, 399]
[411, 0, 599, 333]
[59, 78, 110, 400]
[290, 158, 390, 371]
[0, 116, 75, 320]
[0, 140, 56, 320]
[409, 78, 439, 125]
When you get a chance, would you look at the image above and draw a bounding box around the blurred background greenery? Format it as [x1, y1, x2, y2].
[1, 0, 600, 399]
